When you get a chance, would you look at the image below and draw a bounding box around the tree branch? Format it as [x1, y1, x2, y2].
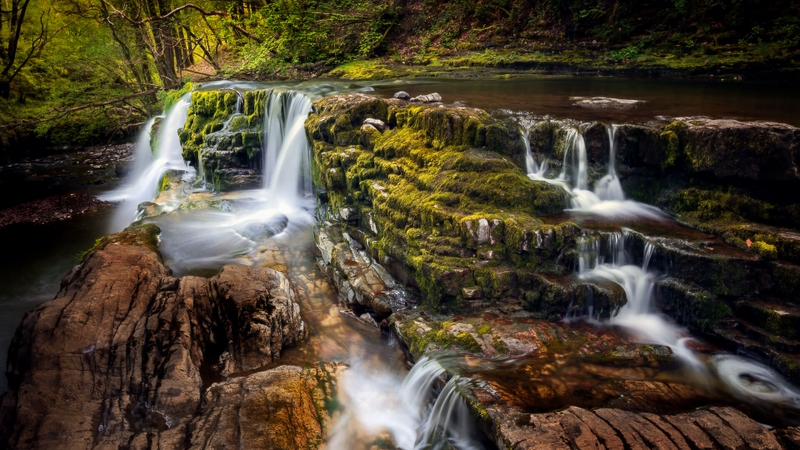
[0, 88, 159, 129]
[101, 0, 262, 42]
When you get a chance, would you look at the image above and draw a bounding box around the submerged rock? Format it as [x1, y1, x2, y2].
[0, 225, 317, 449]
[570, 96, 644, 108]
[393, 91, 410, 100]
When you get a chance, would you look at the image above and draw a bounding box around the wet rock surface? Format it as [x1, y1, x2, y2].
[0, 225, 322, 450]
[490, 404, 789, 450]
[307, 94, 800, 383]
[0, 193, 108, 228]
[0, 143, 133, 209]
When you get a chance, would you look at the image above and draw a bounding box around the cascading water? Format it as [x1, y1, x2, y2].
[578, 230, 800, 410]
[330, 355, 485, 450]
[592, 125, 625, 201]
[141, 89, 316, 275]
[578, 231, 703, 366]
[528, 124, 664, 218]
[100, 94, 194, 232]
[262, 91, 314, 203]
[517, 117, 547, 177]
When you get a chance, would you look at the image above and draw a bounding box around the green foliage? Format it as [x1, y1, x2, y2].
[233, 0, 397, 75]
[157, 81, 193, 112]
[608, 45, 641, 62]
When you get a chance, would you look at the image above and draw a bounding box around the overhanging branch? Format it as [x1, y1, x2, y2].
[0, 88, 160, 129]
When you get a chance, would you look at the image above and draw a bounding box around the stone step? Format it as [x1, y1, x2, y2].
[713, 319, 800, 383]
[733, 299, 800, 343]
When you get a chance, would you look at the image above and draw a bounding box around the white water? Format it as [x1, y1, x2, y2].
[263, 91, 314, 203]
[579, 231, 800, 408]
[100, 94, 194, 232]
[527, 124, 664, 219]
[146, 90, 316, 275]
[330, 356, 484, 450]
[518, 117, 548, 177]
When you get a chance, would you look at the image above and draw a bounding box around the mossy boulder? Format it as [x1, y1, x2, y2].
[179, 89, 269, 191]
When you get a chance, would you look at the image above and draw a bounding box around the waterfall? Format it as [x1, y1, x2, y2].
[592, 125, 625, 201]
[577, 231, 702, 367]
[331, 356, 484, 450]
[262, 91, 314, 204]
[517, 117, 547, 177]
[526, 123, 663, 218]
[578, 232, 800, 409]
[100, 94, 194, 232]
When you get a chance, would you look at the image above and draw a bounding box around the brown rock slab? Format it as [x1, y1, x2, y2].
[0, 226, 311, 449]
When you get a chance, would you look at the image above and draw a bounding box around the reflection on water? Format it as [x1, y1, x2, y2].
[372, 77, 800, 126]
[0, 207, 113, 392]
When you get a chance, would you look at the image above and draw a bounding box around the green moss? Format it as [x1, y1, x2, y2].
[752, 240, 778, 260]
[660, 130, 680, 169]
[326, 60, 401, 80]
[158, 173, 170, 193]
[476, 324, 492, 336]
[92, 224, 162, 256]
[694, 292, 733, 332]
[468, 399, 491, 422]
[308, 94, 578, 309]
[491, 336, 509, 354]
[157, 82, 193, 112]
[453, 332, 482, 353]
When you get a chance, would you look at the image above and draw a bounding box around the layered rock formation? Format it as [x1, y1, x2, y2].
[178, 89, 269, 190]
[0, 225, 334, 450]
[307, 93, 800, 384]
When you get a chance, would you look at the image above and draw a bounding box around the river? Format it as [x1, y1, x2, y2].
[1, 76, 799, 447]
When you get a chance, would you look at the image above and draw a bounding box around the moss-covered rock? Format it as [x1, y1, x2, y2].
[308, 94, 571, 311]
[179, 89, 269, 191]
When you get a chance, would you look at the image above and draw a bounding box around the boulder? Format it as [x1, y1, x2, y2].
[0, 225, 314, 449]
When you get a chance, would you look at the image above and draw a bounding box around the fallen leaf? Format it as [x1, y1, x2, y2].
[745, 239, 752, 248]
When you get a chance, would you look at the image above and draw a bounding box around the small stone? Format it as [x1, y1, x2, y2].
[358, 313, 380, 329]
[363, 118, 386, 131]
[570, 96, 644, 109]
[410, 93, 442, 103]
[462, 287, 483, 299]
[339, 207, 358, 222]
[393, 91, 410, 100]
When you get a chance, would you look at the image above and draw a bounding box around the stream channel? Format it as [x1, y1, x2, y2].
[2, 77, 800, 448]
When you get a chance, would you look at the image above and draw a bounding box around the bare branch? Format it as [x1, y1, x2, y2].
[101, 0, 262, 42]
[0, 88, 160, 129]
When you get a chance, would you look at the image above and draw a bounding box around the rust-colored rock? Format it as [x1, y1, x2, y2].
[0, 225, 314, 449]
[489, 405, 785, 450]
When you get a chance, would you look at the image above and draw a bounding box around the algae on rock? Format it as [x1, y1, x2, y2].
[308, 93, 594, 314]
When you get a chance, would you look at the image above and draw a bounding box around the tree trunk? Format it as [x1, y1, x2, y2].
[0, 80, 10, 100]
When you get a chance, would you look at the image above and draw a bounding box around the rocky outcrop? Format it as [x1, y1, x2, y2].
[178, 90, 269, 190]
[0, 225, 325, 450]
[307, 94, 800, 381]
